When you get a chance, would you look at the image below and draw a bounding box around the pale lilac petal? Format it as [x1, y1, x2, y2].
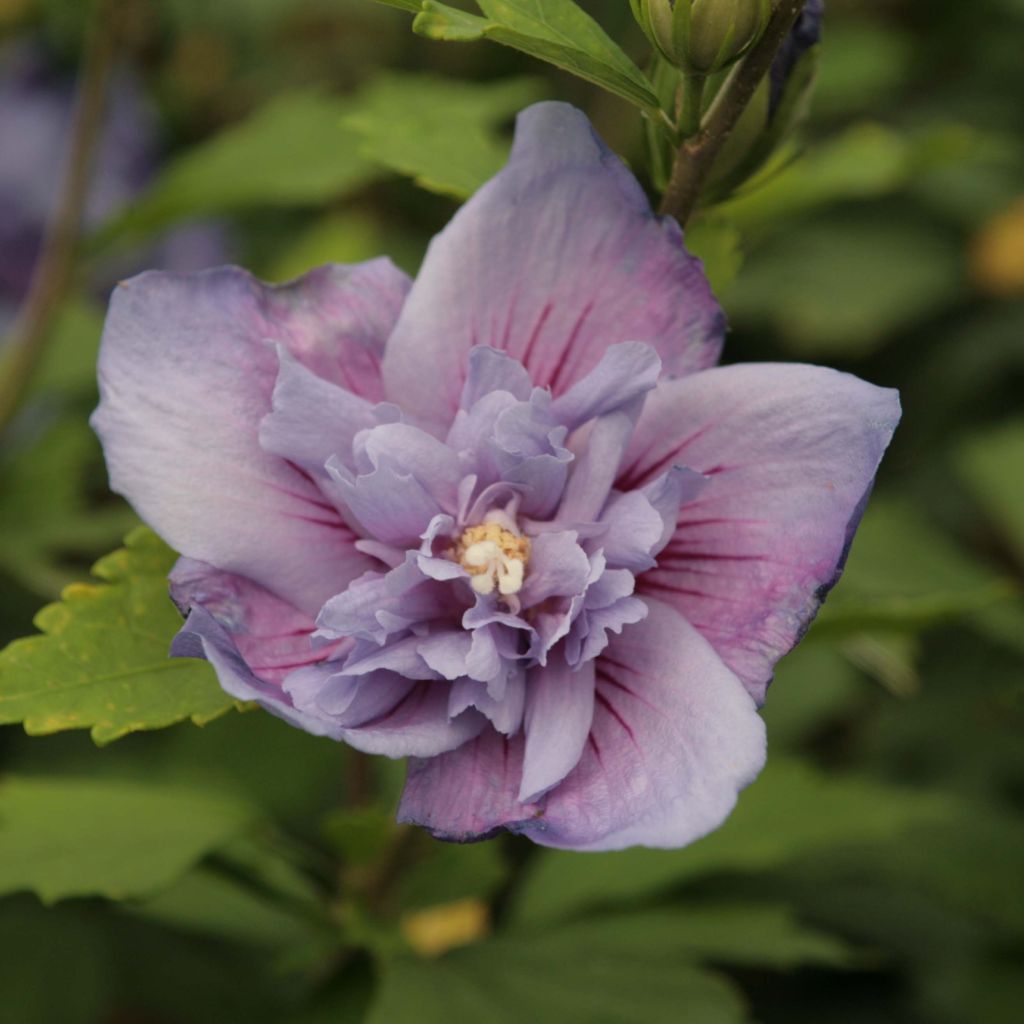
[459, 346, 533, 408]
[517, 531, 592, 607]
[92, 267, 381, 614]
[352, 423, 463, 510]
[285, 669, 487, 758]
[558, 404, 641, 523]
[618, 364, 901, 703]
[340, 680, 487, 758]
[327, 456, 444, 548]
[316, 559, 454, 644]
[449, 671, 526, 735]
[550, 342, 661, 431]
[341, 636, 441, 680]
[398, 600, 765, 848]
[519, 657, 595, 803]
[258, 346, 397, 476]
[534, 599, 766, 850]
[381, 102, 724, 431]
[271, 258, 412, 401]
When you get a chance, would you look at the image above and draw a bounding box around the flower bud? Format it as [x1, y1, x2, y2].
[687, 0, 771, 73]
[632, 0, 770, 74]
[702, 0, 824, 203]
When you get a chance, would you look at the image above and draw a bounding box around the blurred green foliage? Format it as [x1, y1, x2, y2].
[1, 0, 1023, 1021]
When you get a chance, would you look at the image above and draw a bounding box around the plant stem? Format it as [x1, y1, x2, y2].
[678, 72, 706, 139]
[0, 0, 119, 436]
[658, 0, 804, 226]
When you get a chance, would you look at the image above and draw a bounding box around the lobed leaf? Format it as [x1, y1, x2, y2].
[0, 527, 234, 744]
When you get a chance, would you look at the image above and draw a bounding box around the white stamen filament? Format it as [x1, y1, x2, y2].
[463, 539, 526, 596]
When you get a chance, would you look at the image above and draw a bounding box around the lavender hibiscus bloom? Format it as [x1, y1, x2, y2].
[92, 103, 899, 851]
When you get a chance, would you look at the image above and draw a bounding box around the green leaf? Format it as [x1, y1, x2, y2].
[724, 213, 963, 356]
[521, 904, 855, 970]
[0, 417, 136, 596]
[393, 836, 507, 911]
[410, 0, 663, 116]
[684, 217, 744, 295]
[718, 123, 911, 231]
[344, 73, 545, 199]
[957, 420, 1024, 562]
[0, 898, 113, 1024]
[0, 527, 234, 744]
[761, 643, 863, 748]
[814, 498, 1013, 634]
[513, 757, 951, 926]
[128, 866, 321, 949]
[0, 775, 256, 902]
[368, 932, 746, 1024]
[99, 92, 380, 244]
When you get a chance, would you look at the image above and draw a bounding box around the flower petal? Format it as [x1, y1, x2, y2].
[91, 266, 393, 614]
[398, 600, 765, 849]
[259, 345, 399, 477]
[535, 599, 766, 850]
[618, 364, 901, 703]
[171, 606, 343, 738]
[169, 558, 336, 684]
[519, 656, 595, 803]
[381, 102, 724, 431]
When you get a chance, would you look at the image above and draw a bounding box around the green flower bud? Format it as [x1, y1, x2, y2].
[688, 0, 770, 72]
[631, 0, 770, 74]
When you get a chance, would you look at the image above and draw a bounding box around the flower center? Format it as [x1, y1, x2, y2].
[454, 517, 530, 597]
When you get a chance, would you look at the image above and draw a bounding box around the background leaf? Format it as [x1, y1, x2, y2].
[0, 775, 255, 902]
[344, 73, 545, 198]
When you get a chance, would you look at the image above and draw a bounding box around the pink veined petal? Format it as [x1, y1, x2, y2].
[169, 558, 343, 684]
[397, 599, 765, 849]
[618, 363, 901, 703]
[381, 102, 724, 433]
[91, 264, 409, 613]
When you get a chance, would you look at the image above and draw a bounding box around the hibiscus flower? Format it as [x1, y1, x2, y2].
[92, 102, 898, 850]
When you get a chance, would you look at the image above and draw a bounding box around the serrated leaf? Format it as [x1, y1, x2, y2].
[98, 92, 380, 244]
[344, 73, 545, 199]
[513, 757, 952, 926]
[408, 0, 662, 116]
[0, 776, 256, 902]
[0, 527, 234, 744]
[368, 931, 746, 1024]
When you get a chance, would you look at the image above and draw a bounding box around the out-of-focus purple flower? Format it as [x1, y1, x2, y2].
[92, 103, 898, 851]
[769, 0, 824, 115]
[0, 43, 225, 333]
